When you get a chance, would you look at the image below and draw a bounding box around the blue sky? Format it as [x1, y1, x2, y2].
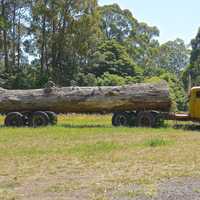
[99, 0, 200, 44]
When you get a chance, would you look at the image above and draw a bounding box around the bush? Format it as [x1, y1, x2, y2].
[97, 72, 126, 86]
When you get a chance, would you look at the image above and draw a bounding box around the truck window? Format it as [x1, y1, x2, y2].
[196, 91, 200, 98]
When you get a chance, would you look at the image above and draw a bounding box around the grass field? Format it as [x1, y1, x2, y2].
[0, 114, 200, 200]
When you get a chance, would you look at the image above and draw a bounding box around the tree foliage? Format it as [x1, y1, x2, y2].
[89, 40, 136, 77]
[158, 39, 190, 75]
[183, 28, 200, 88]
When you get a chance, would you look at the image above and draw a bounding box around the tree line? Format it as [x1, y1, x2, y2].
[0, 1, 199, 110]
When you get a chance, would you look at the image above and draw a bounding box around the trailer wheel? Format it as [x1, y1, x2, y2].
[30, 111, 50, 127]
[137, 111, 155, 127]
[5, 112, 24, 127]
[154, 113, 165, 127]
[45, 111, 58, 125]
[128, 112, 137, 127]
[21, 112, 32, 126]
[112, 112, 129, 127]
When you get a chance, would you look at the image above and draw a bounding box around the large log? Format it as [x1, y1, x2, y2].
[0, 81, 171, 114]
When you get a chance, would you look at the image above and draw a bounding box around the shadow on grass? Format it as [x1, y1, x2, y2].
[60, 124, 112, 129]
[0, 124, 113, 129]
[173, 124, 200, 131]
[0, 123, 170, 129]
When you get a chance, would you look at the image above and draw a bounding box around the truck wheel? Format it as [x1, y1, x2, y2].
[136, 111, 155, 127]
[112, 112, 129, 127]
[30, 111, 50, 127]
[5, 112, 24, 127]
[45, 111, 58, 125]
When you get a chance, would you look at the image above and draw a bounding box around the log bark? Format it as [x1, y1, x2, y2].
[0, 82, 171, 114]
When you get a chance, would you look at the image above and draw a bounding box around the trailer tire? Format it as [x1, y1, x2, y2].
[45, 111, 57, 125]
[128, 112, 137, 127]
[30, 111, 50, 127]
[137, 111, 155, 127]
[5, 112, 24, 127]
[21, 112, 32, 126]
[154, 113, 165, 127]
[112, 112, 129, 127]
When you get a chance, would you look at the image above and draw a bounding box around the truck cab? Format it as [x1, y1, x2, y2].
[189, 87, 200, 120]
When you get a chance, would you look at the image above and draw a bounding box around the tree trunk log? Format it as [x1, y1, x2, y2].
[0, 82, 171, 114]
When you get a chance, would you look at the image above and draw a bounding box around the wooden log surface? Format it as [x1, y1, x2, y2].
[0, 81, 171, 113]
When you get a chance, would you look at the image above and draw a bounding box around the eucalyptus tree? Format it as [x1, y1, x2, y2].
[29, 0, 100, 85]
[182, 28, 200, 87]
[99, 4, 160, 68]
[0, 0, 30, 73]
[158, 39, 190, 75]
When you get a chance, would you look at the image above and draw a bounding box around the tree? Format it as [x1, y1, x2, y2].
[131, 22, 160, 68]
[99, 4, 160, 68]
[1, 0, 9, 72]
[99, 4, 137, 42]
[29, 0, 100, 86]
[191, 28, 200, 66]
[0, 0, 30, 72]
[182, 28, 200, 88]
[157, 39, 190, 75]
[88, 40, 137, 77]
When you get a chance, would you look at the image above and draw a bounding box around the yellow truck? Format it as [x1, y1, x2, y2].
[170, 86, 200, 122]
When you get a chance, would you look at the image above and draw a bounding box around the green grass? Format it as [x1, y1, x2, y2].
[0, 114, 200, 199]
[144, 138, 174, 147]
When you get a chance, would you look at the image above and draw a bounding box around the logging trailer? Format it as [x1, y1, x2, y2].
[112, 86, 200, 127]
[0, 82, 199, 128]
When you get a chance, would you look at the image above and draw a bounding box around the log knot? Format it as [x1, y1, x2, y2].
[44, 81, 56, 94]
[106, 91, 118, 97]
[70, 86, 80, 91]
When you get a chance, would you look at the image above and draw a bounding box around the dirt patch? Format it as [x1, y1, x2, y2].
[2, 173, 200, 200]
[155, 178, 200, 200]
[110, 177, 200, 200]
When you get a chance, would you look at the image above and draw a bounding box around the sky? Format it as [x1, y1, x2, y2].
[99, 0, 200, 44]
